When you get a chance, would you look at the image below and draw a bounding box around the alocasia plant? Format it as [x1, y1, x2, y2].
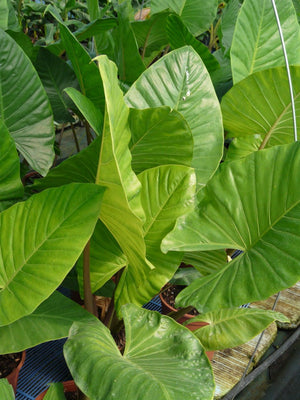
[0, 1, 298, 399]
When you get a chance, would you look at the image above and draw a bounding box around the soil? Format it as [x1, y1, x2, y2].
[0, 352, 22, 378]
[65, 392, 78, 400]
[161, 285, 199, 316]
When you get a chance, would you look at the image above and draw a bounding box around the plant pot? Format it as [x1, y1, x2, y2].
[35, 380, 77, 400]
[4, 351, 26, 393]
[159, 292, 214, 361]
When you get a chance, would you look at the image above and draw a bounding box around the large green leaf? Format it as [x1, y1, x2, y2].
[0, 379, 14, 400]
[0, 291, 97, 353]
[0, 29, 54, 176]
[95, 55, 154, 314]
[0, 119, 23, 201]
[112, 1, 145, 83]
[129, 106, 193, 174]
[35, 47, 79, 123]
[77, 220, 126, 296]
[182, 250, 227, 276]
[188, 308, 289, 351]
[115, 165, 196, 310]
[125, 46, 223, 190]
[131, 11, 170, 67]
[0, 183, 105, 326]
[151, 0, 218, 36]
[32, 137, 101, 191]
[166, 15, 220, 73]
[231, 0, 300, 84]
[222, 66, 300, 149]
[64, 304, 214, 400]
[162, 143, 300, 312]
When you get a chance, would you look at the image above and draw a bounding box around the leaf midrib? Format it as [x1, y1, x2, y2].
[0, 193, 93, 291]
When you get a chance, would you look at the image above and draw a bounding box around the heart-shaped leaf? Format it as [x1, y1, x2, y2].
[163, 143, 300, 312]
[0, 183, 105, 326]
[129, 106, 193, 174]
[0, 29, 54, 176]
[64, 304, 214, 400]
[231, 0, 300, 83]
[0, 291, 97, 353]
[222, 66, 300, 149]
[188, 308, 289, 351]
[125, 46, 223, 190]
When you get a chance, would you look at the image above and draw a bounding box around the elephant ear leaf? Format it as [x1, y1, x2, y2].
[163, 142, 300, 312]
[0, 29, 54, 176]
[94, 55, 155, 315]
[0, 183, 105, 327]
[64, 304, 214, 400]
[188, 308, 289, 351]
[231, 0, 300, 83]
[0, 379, 14, 400]
[125, 46, 223, 191]
[0, 119, 23, 201]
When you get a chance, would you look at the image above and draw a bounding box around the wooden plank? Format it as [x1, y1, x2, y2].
[251, 281, 300, 329]
[212, 323, 277, 399]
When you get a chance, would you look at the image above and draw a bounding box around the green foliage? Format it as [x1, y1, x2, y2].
[0, 379, 14, 400]
[64, 305, 215, 400]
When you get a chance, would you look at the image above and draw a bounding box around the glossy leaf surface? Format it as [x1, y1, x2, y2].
[163, 143, 300, 312]
[218, 0, 240, 56]
[222, 66, 300, 149]
[0, 379, 14, 400]
[231, 0, 300, 83]
[95, 55, 154, 314]
[129, 106, 193, 174]
[0, 292, 97, 353]
[0, 120, 23, 201]
[35, 47, 79, 123]
[125, 46, 223, 190]
[166, 15, 219, 73]
[0, 183, 105, 326]
[0, 29, 54, 175]
[151, 0, 218, 36]
[115, 165, 196, 310]
[0, 0, 9, 30]
[189, 308, 289, 351]
[64, 304, 214, 400]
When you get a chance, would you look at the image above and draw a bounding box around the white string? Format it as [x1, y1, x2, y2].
[271, 0, 297, 142]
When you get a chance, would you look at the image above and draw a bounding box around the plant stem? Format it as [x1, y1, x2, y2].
[85, 121, 93, 145]
[71, 123, 80, 152]
[83, 241, 97, 317]
[167, 306, 194, 321]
